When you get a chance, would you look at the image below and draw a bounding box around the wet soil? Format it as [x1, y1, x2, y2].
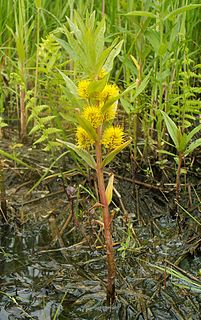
[0, 134, 201, 319]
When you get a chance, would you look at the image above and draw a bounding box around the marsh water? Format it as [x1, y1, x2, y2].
[0, 146, 201, 319]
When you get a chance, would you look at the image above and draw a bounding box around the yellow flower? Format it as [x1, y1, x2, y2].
[82, 105, 103, 128]
[76, 127, 94, 149]
[100, 84, 119, 101]
[77, 80, 90, 99]
[102, 126, 124, 149]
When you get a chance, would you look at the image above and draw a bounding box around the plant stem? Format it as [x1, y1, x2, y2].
[176, 153, 183, 200]
[20, 81, 27, 142]
[95, 134, 115, 304]
[34, 5, 40, 102]
[0, 159, 7, 221]
[102, 0, 105, 16]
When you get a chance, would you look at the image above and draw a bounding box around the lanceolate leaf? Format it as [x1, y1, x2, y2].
[0, 149, 32, 169]
[103, 40, 124, 73]
[120, 97, 133, 114]
[185, 124, 201, 145]
[161, 111, 180, 150]
[57, 140, 96, 169]
[185, 138, 201, 156]
[101, 139, 131, 168]
[124, 11, 157, 19]
[101, 95, 120, 114]
[94, 17, 105, 58]
[157, 150, 176, 157]
[164, 4, 201, 21]
[132, 72, 151, 100]
[121, 82, 137, 96]
[76, 115, 98, 141]
[58, 69, 78, 96]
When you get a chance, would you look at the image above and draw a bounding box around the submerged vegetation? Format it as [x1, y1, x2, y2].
[0, 0, 201, 318]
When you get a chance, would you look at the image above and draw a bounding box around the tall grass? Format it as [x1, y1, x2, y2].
[0, 0, 200, 166]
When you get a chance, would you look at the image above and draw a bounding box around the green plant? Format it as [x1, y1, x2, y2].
[120, 1, 201, 160]
[56, 12, 131, 304]
[161, 111, 201, 198]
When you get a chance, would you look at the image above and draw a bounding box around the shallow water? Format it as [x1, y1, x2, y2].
[0, 160, 201, 319]
[0, 198, 200, 320]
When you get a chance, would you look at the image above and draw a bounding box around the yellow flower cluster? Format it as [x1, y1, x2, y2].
[100, 84, 119, 101]
[76, 127, 94, 149]
[76, 77, 124, 150]
[77, 80, 90, 99]
[77, 81, 119, 102]
[82, 105, 103, 128]
[102, 126, 124, 149]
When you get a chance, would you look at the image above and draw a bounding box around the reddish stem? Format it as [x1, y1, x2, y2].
[95, 134, 115, 304]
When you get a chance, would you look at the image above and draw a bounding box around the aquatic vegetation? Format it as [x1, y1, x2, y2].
[161, 111, 201, 199]
[58, 12, 131, 303]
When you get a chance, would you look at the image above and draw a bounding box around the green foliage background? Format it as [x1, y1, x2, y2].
[0, 0, 201, 165]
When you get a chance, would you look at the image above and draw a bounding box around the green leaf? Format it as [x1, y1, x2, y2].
[40, 116, 56, 124]
[83, 28, 96, 71]
[55, 37, 75, 57]
[145, 29, 160, 53]
[66, 17, 82, 40]
[76, 115, 98, 141]
[103, 40, 124, 73]
[88, 77, 108, 96]
[94, 17, 106, 58]
[164, 4, 201, 21]
[125, 11, 157, 19]
[57, 140, 96, 169]
[120, 98, 133, 114]
[65, 29, 86, 64]
[34, 134, 47, 144]
[0, 149, 32, 169]
[27, 105, 49, 123]
[58, 70, 78, 96]
[60, 112, 77, 123]
[176, 202, 201, 226]
[29, 124, 42, 135]
[132, 72, 151, 100]
[179, 133, 188, 153]
[45, 128, 62, 135]
[16, 36, 25, 63]
[95, 46, 115, 75]
[157, 149, 176, 157]
[185, 138, 201, 156]
[121, 82, 137, 96]
[28, 151, 69, 193]
[102, 139, 131, 168]
[158, 42, 168, 56]
[185, 124, 201, 145]
[101, 94, 120, 114]
[161, 111, 180, 150]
